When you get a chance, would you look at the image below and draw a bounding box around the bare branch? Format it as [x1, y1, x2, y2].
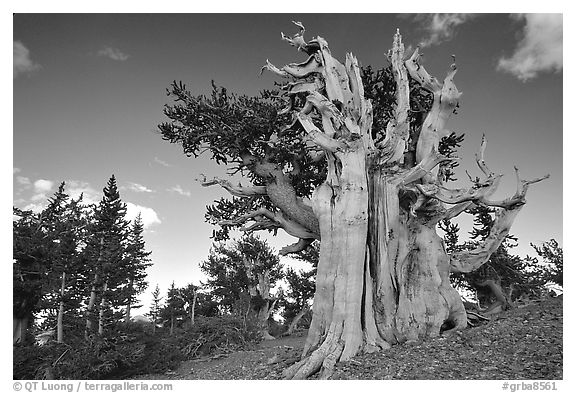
[297, 113, 347, 152]
[405, 48, 462, 164]
[262, 55, 324, 80]
[475, 134, 493, 177]
[198, 175, 267, 197]
[379, 30, 410, 165]
[405, 47, 442, 91]
[396, 147, 455, 186]
[218, 207, 319, 242]
[449, 169, 549, 273]
[280, 238, 315, 256]
[479, 168, 549, 209]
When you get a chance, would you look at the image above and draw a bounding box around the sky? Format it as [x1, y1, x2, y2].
[11, 11, 564, 315]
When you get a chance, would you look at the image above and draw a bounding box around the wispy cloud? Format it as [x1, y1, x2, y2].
[97, 46, 130, 61]
[167, 185, 191, 197]
[14, 41, 41, 78]
[411, 14, 477, 48]
[66, 180, 101, 206]
[16, 176, 31, 187]
[154, 157, 172, 167]
[126, 202, 162, 229]
[497, 14, 562, 82]
[126, 182, 155, 193]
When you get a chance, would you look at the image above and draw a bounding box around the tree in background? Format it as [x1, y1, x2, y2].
[83, 175, 130, 337]
[148, 285, 163, 335]
[159, 22, 548, 378]
[13, 176, 154, 347]
[13, 207, 54, 345]
[443, 205, 553, 314]
[123, 213, 152, 324]
[162, 282, 186, 335]
[281, 242, 318, 336]
[530, 239, 563, 288]
[13, 183, 87, 344]
[40, 183, 88, 343]
[201, 234, 283, 339]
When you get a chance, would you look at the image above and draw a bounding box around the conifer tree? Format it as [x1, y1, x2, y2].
[148, 284, 163, 335]
[201, 234, 283, 339]
[84, 175, 129, 337]
[162, 282, 186, 334]
[13, 182, 88, 343]
[123, 213, 152, 323]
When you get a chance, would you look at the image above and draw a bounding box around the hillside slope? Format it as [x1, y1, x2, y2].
[140, 295, 562, 380]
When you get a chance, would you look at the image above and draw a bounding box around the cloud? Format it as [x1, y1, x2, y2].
[497, 14, 562, 82]
[412, 14, 477, 47]
[14, 41, 41, 78]
[34, 179, 54, 193]
[16, 176, 31, 186]
[126, 202, 162, 229]
[25, 179, 55, 205]
[167, 185, 191, 197]
[97, 46, 130, 61]
[22, 202, 46, 214]
[154, 157, 172, 167]
[13, 168, 21, 174]
[66, 180, 101, 206]
[127, 182, 155, 193]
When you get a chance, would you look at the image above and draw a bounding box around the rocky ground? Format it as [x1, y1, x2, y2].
[137, 295, 562, 380]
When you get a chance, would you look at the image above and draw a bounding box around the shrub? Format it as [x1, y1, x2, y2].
[14, 315, 262, 380]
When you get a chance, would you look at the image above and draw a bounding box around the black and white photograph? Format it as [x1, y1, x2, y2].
[11, 5, 564, 386]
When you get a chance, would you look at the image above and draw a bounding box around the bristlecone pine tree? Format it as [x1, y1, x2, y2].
[159, 22, 549, 379]
[200, 234, 283, 339]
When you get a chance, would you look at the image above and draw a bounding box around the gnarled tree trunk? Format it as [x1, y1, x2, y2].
[204, 23, 548, 379]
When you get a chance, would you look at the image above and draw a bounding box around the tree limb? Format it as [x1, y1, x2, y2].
[218, 207, 319, 250]
[396, 147, 455, 186]
[405, 48, 461, 164]
[198, 175, 267, 197]
[449, 168, 549, 273]
[280, 238, 315, 256]
[296, 113, 347, 152]
[379, 30, 410, 164]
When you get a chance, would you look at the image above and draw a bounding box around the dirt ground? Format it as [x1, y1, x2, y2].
[137, 295, 562, 380]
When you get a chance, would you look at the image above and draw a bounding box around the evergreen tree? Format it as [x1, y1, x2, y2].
[123, 213, 152, 323]
[529, 239, 563, 288]
[42, 184, 88, 342]
[148, 284, 163, 335]
[161, 282, 186, 335]
[13, 206, 52, 344]
[281, 242, 318, 335]
[83, 175, 129, 337]
[201, 234, 283, 338]
[13, 182, 88, 344]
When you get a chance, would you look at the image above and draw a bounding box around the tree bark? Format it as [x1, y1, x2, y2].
[57, 271, 66, 343]
[98, 280, 108, 336]
[85, 237, 104, 339]
[286, 304, 310, 336]
[13, 316, 29, 345]
[190, 289, 197, 326]
[125, 277, 134, 324]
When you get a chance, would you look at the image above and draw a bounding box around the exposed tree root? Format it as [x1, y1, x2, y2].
[282, 325, 346, 379]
